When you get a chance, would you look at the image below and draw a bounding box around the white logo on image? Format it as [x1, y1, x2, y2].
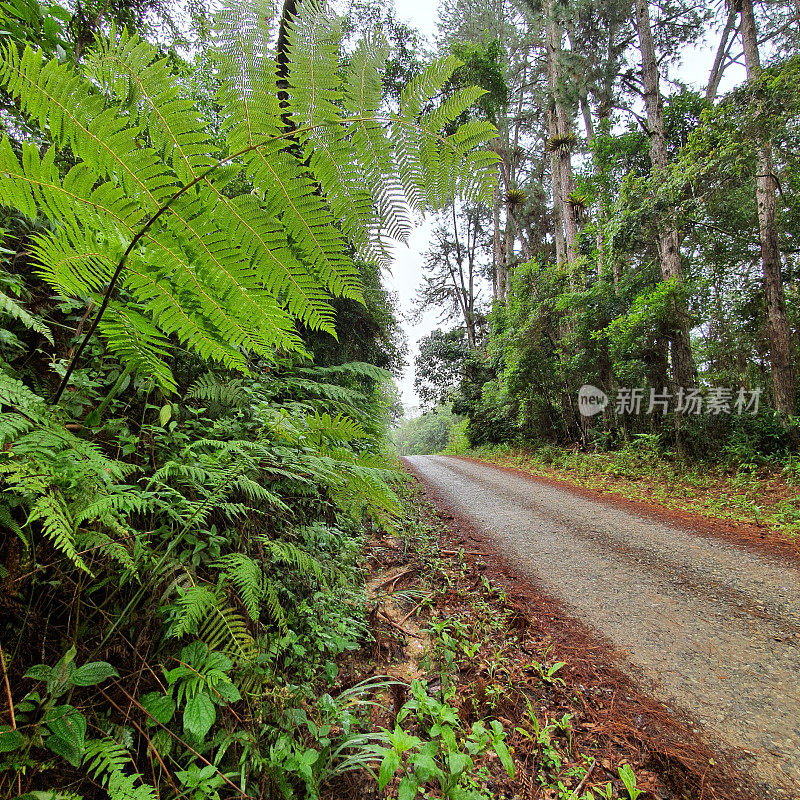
[578, 385, 608, 417]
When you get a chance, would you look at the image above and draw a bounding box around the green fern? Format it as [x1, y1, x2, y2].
[197, 601, 257, 662]
[264, 538, 327, 585]
[167, 584, 219, 638]
[28, 491, 90, 573]
[0, 7, 497, 394]
[0, 286, 53, 343]
[213, 552, 264, 621]
[83, 737, 156, 800]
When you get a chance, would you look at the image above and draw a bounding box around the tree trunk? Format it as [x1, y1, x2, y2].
[634, 0, 695, 396]
[740, 0, 797, 418]
[546, 0, 578, 274]
[493, 176, 505, 300]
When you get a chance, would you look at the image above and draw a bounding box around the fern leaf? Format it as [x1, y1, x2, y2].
[28, 492, 90, 573]
[0, 288, 53, 343]
[167, 585, 218, 638]
[213, 552, 264, 621]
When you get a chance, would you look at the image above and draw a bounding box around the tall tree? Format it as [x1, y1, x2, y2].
[415, 206, 489, 349]
[633, 0, 695, 397]
[739, 0, 797, 418]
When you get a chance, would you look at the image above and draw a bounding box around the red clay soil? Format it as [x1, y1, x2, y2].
[452, 454, 800, 568]
[404, 462, 765, 800]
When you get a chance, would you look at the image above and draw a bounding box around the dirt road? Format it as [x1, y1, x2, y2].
[405, 455, 800, 799]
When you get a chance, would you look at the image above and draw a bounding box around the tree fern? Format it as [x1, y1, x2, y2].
[0, 4, 497, 395]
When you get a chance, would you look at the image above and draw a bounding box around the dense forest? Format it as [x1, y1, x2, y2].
[1, 0, 799, 798]
[404, 0, 800, 467]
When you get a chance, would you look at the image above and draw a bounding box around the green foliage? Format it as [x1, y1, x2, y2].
[0, 3, 498, 798]
[617, 764, 642, 800]
[393, 405, 465, 456]
[0, 7, 497, 394]
[371, 679, 513, 800]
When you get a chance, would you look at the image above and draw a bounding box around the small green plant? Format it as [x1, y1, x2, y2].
[163, 640, 241, 743]
[526, 655, 567, 687]
[373, 679, 514, 799]
[590, 782, 614, 799]
[618, 763, 643, 800]
[514, 698, 570, 781]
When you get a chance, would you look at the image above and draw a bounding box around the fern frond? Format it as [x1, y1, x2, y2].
[85, 30, 219, 185]
[28, 492, 90, 573]
[0, 8, 498, 394]
[264, 538, 327, 585]
[0, 502, 28, 547]
[197, 601, 256, 662]
[83, 738, 134, 781]
[213, 552, 264, 620]
[167, 584, 218, 638]
[188, 374, 251, 407]
[262, 577, 288, 634]
[84, 739, 157, 800]
[0, 368, 47, 412]
[0, 288, 53, 343]
[97, 304, 177, 393]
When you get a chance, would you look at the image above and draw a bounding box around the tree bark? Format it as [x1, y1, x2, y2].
[634, 0, 695, 396]
[493, 175, 505, 300]
[545, 0, 579, 275]
[740, 0, 796, 418]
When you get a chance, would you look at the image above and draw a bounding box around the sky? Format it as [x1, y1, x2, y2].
[380, 0, 746, 414]
[379, 0, 441, 414]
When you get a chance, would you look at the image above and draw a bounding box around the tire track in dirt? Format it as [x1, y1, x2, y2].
[404, 455, 800, 799]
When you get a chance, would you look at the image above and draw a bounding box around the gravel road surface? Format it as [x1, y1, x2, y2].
[405, 455, 800, 798]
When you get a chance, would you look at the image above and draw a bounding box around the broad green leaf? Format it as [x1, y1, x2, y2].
[72, 661, 118, 686]
[183, 692, 215, 740]
[378, 749, 400, 790]
[45, 706, 86, 752]
[45, 731, 85, 767]
[0, 728, 24, 752]
[215, 680, 241, 704]
[141, 692, 175, 725]
[447, 751, 471, 776]
[24, 664, 52, 681]
[493, 737, 514, 779]
[398, 775, 418, 800]
[410, 751, 439, 782]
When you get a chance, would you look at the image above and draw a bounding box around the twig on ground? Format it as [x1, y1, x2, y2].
[399, 597, 430, 625]
[373, 568, 415, 592]
[378, 610, 421, 638]
[574, 759, 596, 795]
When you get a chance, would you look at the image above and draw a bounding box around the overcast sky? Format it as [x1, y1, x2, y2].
[380, 0, 744, 413]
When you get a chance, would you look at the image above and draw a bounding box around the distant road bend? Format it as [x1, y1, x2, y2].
[404, 455, 800, 799]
